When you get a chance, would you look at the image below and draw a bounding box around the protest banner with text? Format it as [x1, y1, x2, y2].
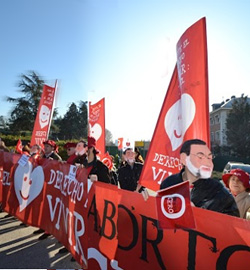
[30, 83, 57, 148]
[139, 17, 210, 191]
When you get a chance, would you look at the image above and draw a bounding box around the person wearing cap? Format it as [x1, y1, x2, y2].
[222, 169, 250, 219]
[118, 147, 148, 200]
[160, 139, 240, 217]
[42, 140, 62, 161]
[87, 136, 112, 183]
[63, 142, 77, 164]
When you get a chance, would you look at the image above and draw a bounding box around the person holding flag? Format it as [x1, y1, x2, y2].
[160, 139, 239, 217]
[118, 147, 148, 200]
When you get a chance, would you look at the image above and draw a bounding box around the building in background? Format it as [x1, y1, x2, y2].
[210, 95, 250, 152]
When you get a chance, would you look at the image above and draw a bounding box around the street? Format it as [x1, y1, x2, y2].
[0, 211, 81, 269]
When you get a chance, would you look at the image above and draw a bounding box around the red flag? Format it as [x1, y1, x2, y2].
[30, 83, 57, 148]
[15, 139, 23, 154]
[156, 181, 195, 229]
[88, 98, 105, 159]
[139, 17, 210, 191]
[117, 137, 123, 150]
[101, 152, 113, 170]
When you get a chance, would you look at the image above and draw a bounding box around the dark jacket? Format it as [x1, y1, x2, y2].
[88, 157, 111, 184]
[160, 169, 240, 217]
[43, 151, 62, 161]
[72, 153, 87, 167]
[118, 162, 143, 192]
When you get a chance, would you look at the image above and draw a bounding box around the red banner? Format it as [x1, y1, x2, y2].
[88, 181, 119, 262]
[30, 83, 57, 147]
[88, 183, 250, 270]
[0, 152, 88, 268]
[139, 17, 210, 191]
[117, 137, 123, 150]
[88, 98, 105, 158]
[156, 181, 195, 229]
[1, 152, 250, 269]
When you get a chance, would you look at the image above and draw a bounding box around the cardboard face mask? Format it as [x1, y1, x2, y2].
[76, 142, 87, 156]
[39, 105, 51, 129]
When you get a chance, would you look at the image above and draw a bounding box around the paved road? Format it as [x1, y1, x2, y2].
[0, 211, 81, 269]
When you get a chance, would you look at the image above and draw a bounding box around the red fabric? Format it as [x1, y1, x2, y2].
[30, 84, 57, 148]
[15, 139, 23, 154]
[66, 153, 77, 164]
[0, 153, 88, 268]
[64, 142, 77, 149]
[156, 181, 195, 229]
[117, 138, 123, 150]
[1, 151, 250, 269]
[222, 168, 250, 189]
[88, 98, 105, 159]
[101, 152, 113, 170]
[139, 17, 210, 191]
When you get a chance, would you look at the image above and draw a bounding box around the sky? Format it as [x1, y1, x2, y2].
[1, 0, 250, 143]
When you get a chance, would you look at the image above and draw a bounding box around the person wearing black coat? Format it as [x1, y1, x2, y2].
[118, 148, 145, 192]
[160, 139, 239, 217]
[118, 161, 143, 191]
[87, 136, 111, 184]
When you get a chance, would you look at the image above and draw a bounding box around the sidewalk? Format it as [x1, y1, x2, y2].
[0, 211, 81, 269]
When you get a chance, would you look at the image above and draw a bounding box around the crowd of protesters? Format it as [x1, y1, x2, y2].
[1, 136, 250, 264]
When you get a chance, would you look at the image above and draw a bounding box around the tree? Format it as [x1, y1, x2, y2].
[78, 101, 88, 138]
[105, 128, 115, 146]
[56, 101, 88, 140]
[0, 115, 8, 130]
[226, 95, 250, 157]
[6, 71, 45, 133]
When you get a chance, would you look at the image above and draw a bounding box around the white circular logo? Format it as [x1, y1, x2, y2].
[161, 193, 186, 219]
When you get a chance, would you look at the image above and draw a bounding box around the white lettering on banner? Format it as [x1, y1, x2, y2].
[161, 194, 186, 219]
[73, 211, 86, 265]
[88, 248, 107, 269]
[177, 38, 190, 86]
[2, 171, 10, 186]
[84, 179, 94, 209]
[48, 169, 84, 203]
[152, 153, 182, 170]
[35, 130, 47, 137]
[35, 137, 46, 145]
[88, 248, 124, 270]
[46, 195, 86, 265]
[47, 195, 61, 221]
[152, 167, 168, 184]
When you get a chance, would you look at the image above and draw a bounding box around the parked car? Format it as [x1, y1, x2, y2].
[223, 161, 250, 176]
